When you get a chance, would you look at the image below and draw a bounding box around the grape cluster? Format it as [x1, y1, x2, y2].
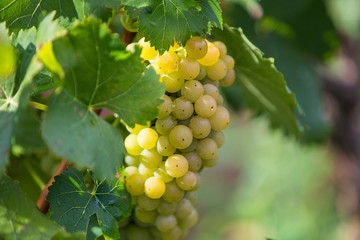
[120, 36, 235, 240]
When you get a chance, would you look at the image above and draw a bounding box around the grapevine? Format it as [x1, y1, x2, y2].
[0, 1, 303, 239]
[120, 37, 235, 240]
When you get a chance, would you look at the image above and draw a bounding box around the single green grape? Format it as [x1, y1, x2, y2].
[161, 225, 182, 240]
[178, 208, 198, 228]
[124, 133, 143, 156]
[172, 97, 194, 120]
[182, 151, 202, 172]
[202, 154, 219, 168]
[157, 135, 177, 156]
[155, 115, 177, 135]
[157, 199, 177, 216]
[135, 206, 158, 223]
[194, 95, 217, 118]
[203, 84, 220, 100]
[176, 171, 197, 191]
[158, 95, 173, 118]
[124, 154, 140, 166]
[165, 154, 189, 178]
[138, 163, 155, 178]
[220, 69, 236, 87]
[124, 166, 138, 177]
[162, 181, 184, 203]
[208, 106, 230, 131]
[206, 59, 227, 81]
[175, 198, 193, 219]
[168, 125, 193, 149]
[178, 58, 200, 80]
[137, 194, 161, 211]
[221, 55, 235, 70]
[144, 177, 166, 199]
[216, 94, 224, 106]
[162, 71, 185, 93]
[155, 215, 177, 232]
[180, 80, 204, 103]
[139, 148, 163, 169]
[125, 173, 146, 196]
[137, 128, 158, 149]
[185, 191, 197, 204]
[185, 36, 208, 59]
[196, 138, 218, 160]
[189, 115, 211, 139]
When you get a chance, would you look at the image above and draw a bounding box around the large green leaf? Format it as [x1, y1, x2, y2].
[47, 167, 131, 239]
[42, 91, 125, 179]
[48, 17, 165, 126]
[0, 22, 47, 171]
[123, 0, 222, 52]
[41, 17, 164, 178]
[212, 25, 302, 136]
[0, 0, 77, 32]
[0, 174, 85, 240]
[221, 3, 330, 141]
[72, 0, 121, 19]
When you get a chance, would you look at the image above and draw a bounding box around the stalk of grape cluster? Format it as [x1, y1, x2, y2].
[120, 36, 235, 240]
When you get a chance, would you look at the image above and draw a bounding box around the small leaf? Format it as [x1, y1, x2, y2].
[123, 0, 223, 52]
[47, 167, 132, 239]
[212, 26, 303, 136]
[0, 174, 86, 240]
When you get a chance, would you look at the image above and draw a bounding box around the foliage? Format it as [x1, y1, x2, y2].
[0, 0, 309, 238]
[47, 167, 131, 240]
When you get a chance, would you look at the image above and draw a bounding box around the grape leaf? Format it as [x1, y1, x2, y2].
[123, 0, 223, 52]
[212, 26, 303, 136]
[45, 17, 165, 126]
[0, 112, 14, 172]
[0, 0, 77, 32]
[42, 91, 126, 179]
[0, 22, 47, 171]
[40, 17, 164, 178]
[72, 0, 121, 19]
[47, 167, 131, 239]
[0, 174, 86, 240]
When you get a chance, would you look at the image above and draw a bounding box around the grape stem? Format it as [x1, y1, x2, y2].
[30, 101, 48, 111]
[122, 28, 136, 45]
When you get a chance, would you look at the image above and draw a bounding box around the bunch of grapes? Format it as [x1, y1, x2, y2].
[120, 36, 235, 240]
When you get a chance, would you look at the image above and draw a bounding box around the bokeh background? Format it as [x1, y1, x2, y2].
[184, 0, 360, 239]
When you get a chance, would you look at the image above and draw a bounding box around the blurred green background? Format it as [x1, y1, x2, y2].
[185, 0, 360, 239]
